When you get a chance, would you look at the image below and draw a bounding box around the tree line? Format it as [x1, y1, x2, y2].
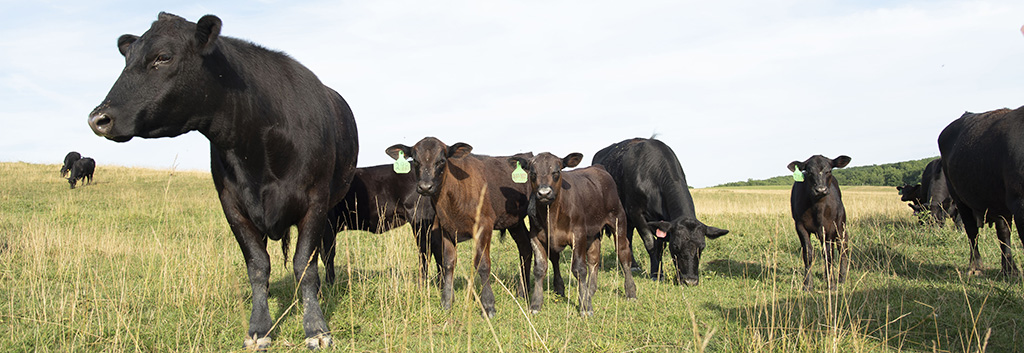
[715, 156, 938, 187]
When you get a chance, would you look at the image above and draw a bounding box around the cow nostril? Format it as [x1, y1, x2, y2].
[89, 113, 112, 132]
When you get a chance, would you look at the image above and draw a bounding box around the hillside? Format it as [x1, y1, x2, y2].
[715, 156, 938, 187]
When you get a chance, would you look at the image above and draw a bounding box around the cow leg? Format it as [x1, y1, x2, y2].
[627, 211, 655, 272]
[958, 205, 983, 275]
[414, 223, 432, 283]
[320, 223, 337, 285]
[571, 238, 593, 316]
[649, 238, 666, 280]
[822, 237, 835, 291]
[587, 236, 601, 298]
[295, 212, 331, 349]
[624, 224, 641, 272]
[473, 228, 497, 318]
[439, 232, 457, 311]
[511, 221, 533, 298]
[796, 224, 814, 291]
[230, 221, 274, 349]
[529, 233, 549, 313]
[837, 227, 850, 285]
[614, 219, 636, 299]
[994, 216, 1020, 278]
[550, 250, 565, 297]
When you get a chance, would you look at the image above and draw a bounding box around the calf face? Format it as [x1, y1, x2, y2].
[787, 155, 851, 199]
[89, 13, 224, 142]
[508, 152, 583, 204]
[897, 184, 921, 204]
[646, 218, 728, 285]
[386, 137, 471, 197]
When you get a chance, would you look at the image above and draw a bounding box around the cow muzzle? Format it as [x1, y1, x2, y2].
[88, 113, 132, 142]
[416, 181, 437, 196]
[536, 186, 555, 204]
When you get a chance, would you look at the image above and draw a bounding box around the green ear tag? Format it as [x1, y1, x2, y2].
[393, 151, 410, 174]
[898, 189, 903, 195]
[511, 162, 528, 184]
[792, 169, 804, 182]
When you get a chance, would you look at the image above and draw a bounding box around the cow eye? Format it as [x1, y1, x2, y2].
[153, 54, 171, 66]
[552, 171, 560, 179]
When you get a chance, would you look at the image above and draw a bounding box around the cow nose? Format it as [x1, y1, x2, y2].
[537, 186, 552, 197]
[815, 186, 828, 194]
[417, 181, 434, 195]
[89, 113, 113, 135]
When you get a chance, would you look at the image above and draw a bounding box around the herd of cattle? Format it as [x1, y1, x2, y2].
[60, 151, 95, 189]
[76, 12, 1024, 350]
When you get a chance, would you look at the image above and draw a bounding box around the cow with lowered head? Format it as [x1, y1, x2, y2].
[67, 157, 95, 189]
[87, 13, 357, 349]
[939, 108, 1024, 278]
[386, 137, 532, 318]
[788, 154, 851, 291]
[592, 137, 728, 285]
[918, 158, 960, 227]
[326, 164, 435, 280]
[508, 152, 636, 315]
[61, 151, 81, 178]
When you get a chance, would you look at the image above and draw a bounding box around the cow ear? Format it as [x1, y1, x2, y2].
[704, 226, 729, 239]
[787, 161, 802, 172]
[195, 15, 222, 55]
[562, 153, 583, 168]
[447, 143, 473, 158]
[385, 144, 412, 160]
[896, 186, 904, 191]
[118, 34, 138, 57]
[832, 155, 851, 169]
[507, 156, 531, 171]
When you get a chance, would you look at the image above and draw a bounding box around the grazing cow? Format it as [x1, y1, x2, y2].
[386, 138, 532, 318]
[67, 157, 95, 189]
[896, 183, 922, 207]
[61, 151, 81, 177]
[592, 138, 728, 285]
[918, 158, 960, 227]
[939, 108, 1024, 278]
[87, 13, 357, 349]
[507, 152, 636, 315]
[788, 154, 851, 291]
[326, 164, 435, 279]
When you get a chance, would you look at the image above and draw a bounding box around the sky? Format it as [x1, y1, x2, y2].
[2, 0, 1023, 187]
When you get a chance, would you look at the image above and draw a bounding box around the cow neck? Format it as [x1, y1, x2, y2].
[657, 185, 696, 221]
[435, 156, 483, 218]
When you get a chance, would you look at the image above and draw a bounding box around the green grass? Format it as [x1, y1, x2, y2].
[1, 162, 1022, 352]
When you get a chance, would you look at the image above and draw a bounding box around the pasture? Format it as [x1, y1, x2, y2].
[1, 162, 1022, 352]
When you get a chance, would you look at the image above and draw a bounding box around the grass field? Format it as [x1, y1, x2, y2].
[1, 162, 1022, 352]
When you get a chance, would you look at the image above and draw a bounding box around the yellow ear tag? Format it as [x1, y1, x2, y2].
[792, 168, 804, 182]
[394, 151, 410, 174]
[511, 162, 528, 184]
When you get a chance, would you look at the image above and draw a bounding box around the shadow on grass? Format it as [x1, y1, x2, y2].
[706, 282, 1024, 352]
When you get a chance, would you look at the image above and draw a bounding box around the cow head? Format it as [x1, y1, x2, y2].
[896, 183, 921, 203]
[89, 12, 224, 142]
[386, 137, 472, 197]
[507, 152, 582, 205]
[646, 218, 728, 286]
[787, 155, 851, 199]
[67, 176, 79, 189]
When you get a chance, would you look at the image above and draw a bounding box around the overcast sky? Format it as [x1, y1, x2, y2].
[2, 0, 1023, 187]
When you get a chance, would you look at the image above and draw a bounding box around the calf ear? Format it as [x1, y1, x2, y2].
[118, 35, 138, 57]
[507, 156, 531, 171]
[704, 226, 729, 239]
[385, 144, 412, 160]
[562, 153, 583, 168]
[832, 155, 851, 169]
[195, 15, 222, 55]
[787, 161, 802, 172]
[447, 143, 473, 158]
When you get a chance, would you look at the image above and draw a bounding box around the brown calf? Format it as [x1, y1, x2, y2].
[509, 152, 636, 315]
[386, 137, 532, 317]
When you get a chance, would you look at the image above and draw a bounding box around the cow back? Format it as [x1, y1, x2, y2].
[939, 108, 1024, 220]
[592, 138, 696, 222]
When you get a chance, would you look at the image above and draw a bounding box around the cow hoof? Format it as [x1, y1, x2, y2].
[530, 309, 540, 315]
[967, 268, 983, 276]
[630, 265, 642, 273]
[580, 310, 594, 317]
[483, 309, 496, 319]
[305, 334, 332, 350]
[243, 335, 272, 350]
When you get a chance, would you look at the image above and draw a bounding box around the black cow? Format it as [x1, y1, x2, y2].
[326, 164, 435, 279]
[896, 183, 922, 208]
[788, 154, 851, 291]
[61, 151, 81, 177]
[67, 157, 95, 189]
[508, 152, 636, 315]
[939, 108, 1024, 278]
[918, 158, 960, 227]
[592, 138, 728, 285]
[386, 138, 533, 318]
[87, 13, 357, 350]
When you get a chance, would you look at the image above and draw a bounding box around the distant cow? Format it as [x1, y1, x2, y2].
[592, 138, 728, 285]
[508, 152, 636, 315]
[788, 154, 851, 291]
[326, 164, 435, 279]
[67, 157, 95, 189]
[896, 183, 922, 208]
[61, 152, 81, 177]
[386, 138, 533, 317]
[939, 108, 1024, 278]
[918, 158, 960, 227]
[87, 13, 357, 349]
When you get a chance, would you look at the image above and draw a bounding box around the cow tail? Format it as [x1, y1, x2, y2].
[281, 233, 290, 269]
